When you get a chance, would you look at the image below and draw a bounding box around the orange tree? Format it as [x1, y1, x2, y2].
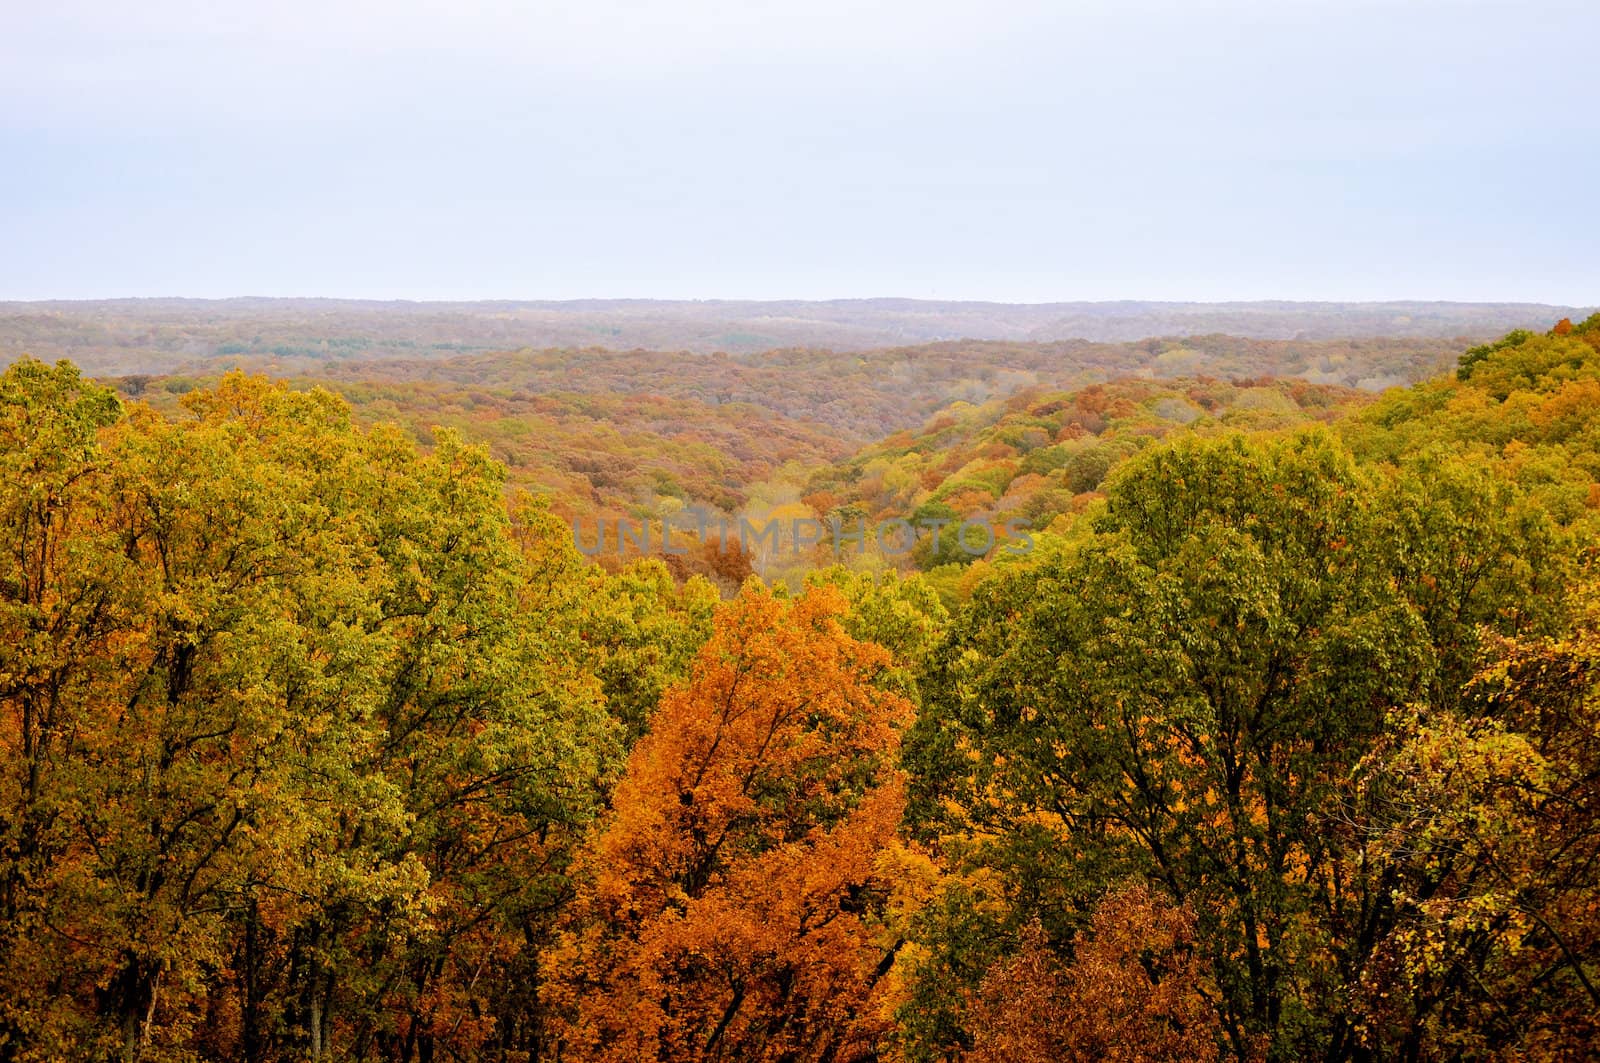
[545, 583, 912, 1062]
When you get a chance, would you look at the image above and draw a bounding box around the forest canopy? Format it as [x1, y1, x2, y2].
[1, 313, 1599, 1061]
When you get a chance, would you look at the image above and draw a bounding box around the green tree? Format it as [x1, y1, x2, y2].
[0, 367, 621, 1061]
[900, 430, 1554, 1059]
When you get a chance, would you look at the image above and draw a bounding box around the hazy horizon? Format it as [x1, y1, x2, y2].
[4, 295, 1597, 311]
[5, 0, 1596, 305]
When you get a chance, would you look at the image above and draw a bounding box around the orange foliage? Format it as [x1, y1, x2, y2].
[968, 885, 1223, 1063]
[546, 584, 912, 1062]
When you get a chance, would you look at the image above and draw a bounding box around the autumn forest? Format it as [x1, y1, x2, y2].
[4, 303, 1600, 1063]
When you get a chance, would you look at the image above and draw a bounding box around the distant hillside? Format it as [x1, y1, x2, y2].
[799, 375, 1370, 564]
[1, 298, 1590, 373]
[110, 331, 1467, 531]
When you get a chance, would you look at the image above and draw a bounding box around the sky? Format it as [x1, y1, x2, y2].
[2, 0, 1596, 303]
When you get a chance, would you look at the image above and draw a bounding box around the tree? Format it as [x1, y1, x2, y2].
[1342, 576, 1600, 1059]
[900, 430, 1552, 1059]
[546, 584, 913, 1062]
[0, 359, 129, 1057]
[580, 557, 718, 744]
[0, 367, 620, 1061]
[968, 885, 1222, 1063]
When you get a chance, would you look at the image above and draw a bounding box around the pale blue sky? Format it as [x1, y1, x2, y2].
[2, 0, 1595, 302]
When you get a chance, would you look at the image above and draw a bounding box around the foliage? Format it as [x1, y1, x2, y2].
[544, 584, 913, 1062]
[0, 362, 620, 1061]
[967, 886, 1223, 1063]
[3, 314, 1600, 1061]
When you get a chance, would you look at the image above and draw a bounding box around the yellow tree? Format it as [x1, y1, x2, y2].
[1347, 575, 1600, 1059]
[0, 365, 621, 1061]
